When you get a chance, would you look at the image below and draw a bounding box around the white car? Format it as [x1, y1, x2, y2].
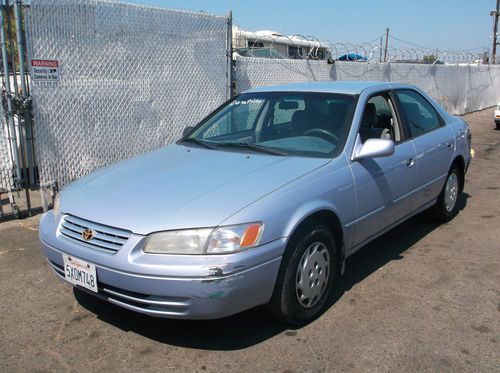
[495, 103, 500, 130]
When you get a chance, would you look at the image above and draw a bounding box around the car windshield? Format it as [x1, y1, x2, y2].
[181, 91, 356, 158]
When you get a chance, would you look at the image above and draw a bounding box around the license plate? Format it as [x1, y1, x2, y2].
[63, 254, 98, 293]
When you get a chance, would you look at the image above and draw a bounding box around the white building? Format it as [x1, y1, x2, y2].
[233, 26, 331, 60]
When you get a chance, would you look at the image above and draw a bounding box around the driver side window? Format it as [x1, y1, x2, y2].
[359, 93, 401, 143]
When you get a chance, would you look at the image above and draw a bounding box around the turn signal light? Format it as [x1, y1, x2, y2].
[240, 224, 263, 248]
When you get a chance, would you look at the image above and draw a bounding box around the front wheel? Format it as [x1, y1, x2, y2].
[266, 224, 337, 325]
[429, 165, 462, 222]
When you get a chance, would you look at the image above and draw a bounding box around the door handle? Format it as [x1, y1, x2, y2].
[446, 142, 454, 149]
[406, 158, 415, 168]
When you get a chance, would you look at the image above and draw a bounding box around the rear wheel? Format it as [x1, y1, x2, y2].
[266, 223, 337, 325]
[429, 165, 462, 222]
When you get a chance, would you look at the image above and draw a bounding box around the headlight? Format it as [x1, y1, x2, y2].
[143, 223, 263, 255]
[143, 228, 213, 254]
[52, 193, 61, 216]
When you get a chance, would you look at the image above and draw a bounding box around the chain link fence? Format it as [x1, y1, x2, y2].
[28, 0, 228, 187]
[234, 57, 500, 115]
[234, 55, 332, 92]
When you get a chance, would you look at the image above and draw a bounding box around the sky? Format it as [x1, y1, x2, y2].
[128, 0, 497, 53]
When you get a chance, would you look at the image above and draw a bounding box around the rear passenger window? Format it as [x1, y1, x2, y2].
[395, 90, 441, 137]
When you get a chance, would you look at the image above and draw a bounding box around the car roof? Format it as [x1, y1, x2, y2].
[244, 80, 414, 95]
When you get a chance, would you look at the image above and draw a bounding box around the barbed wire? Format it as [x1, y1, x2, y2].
[329, 41, 491, 64]
[233, 28, 499, 65]
[389, 34, 489, 53]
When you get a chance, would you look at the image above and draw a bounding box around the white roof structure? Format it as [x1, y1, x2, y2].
[233, 26, 330, 50]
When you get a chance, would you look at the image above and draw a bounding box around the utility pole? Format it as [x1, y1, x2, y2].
[491, 0, 500, 64]
[383, 28, 389, 63]
[379, 36, 383, 62]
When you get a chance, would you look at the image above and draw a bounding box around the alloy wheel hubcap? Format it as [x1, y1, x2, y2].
[295, 242, 330, 308]
[444, 173, 459, 212]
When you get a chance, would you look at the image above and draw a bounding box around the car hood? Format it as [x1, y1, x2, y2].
[60, 144, 330, 235]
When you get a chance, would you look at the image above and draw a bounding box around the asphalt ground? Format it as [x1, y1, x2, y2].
[0, 108, 499, 372]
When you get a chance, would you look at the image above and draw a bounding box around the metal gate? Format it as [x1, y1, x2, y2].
[1, 0, 35, 218]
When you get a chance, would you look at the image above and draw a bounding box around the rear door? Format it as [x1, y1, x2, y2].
[393, 89, 455, 209]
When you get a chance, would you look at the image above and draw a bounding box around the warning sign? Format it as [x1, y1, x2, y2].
[31, 59, 60, 82]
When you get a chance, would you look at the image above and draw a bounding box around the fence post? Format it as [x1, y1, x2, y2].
[226, 10, 233, 100]
[0, 5, 22, 187]
[14, 0, 34, 188]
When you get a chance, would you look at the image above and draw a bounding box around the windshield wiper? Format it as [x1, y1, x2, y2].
[216, 142, 286, 156]
[178, 138, 217, 150]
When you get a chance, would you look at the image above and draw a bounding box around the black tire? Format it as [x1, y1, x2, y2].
[266, 223, 337, 325]
[429, 165, 462, 223]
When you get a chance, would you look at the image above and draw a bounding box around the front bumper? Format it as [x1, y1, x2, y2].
[39, 212, 285, 319]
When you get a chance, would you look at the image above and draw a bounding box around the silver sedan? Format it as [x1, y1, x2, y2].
[39, 81, 472, 324]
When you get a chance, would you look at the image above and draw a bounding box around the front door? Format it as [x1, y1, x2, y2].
[350, 92, 418, 248]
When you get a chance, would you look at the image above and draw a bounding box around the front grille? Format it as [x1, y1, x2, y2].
[58, 214, 131, 254]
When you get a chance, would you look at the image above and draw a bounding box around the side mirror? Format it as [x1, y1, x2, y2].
[182, 126, 194, 137]
[353, 137, 395, 160]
